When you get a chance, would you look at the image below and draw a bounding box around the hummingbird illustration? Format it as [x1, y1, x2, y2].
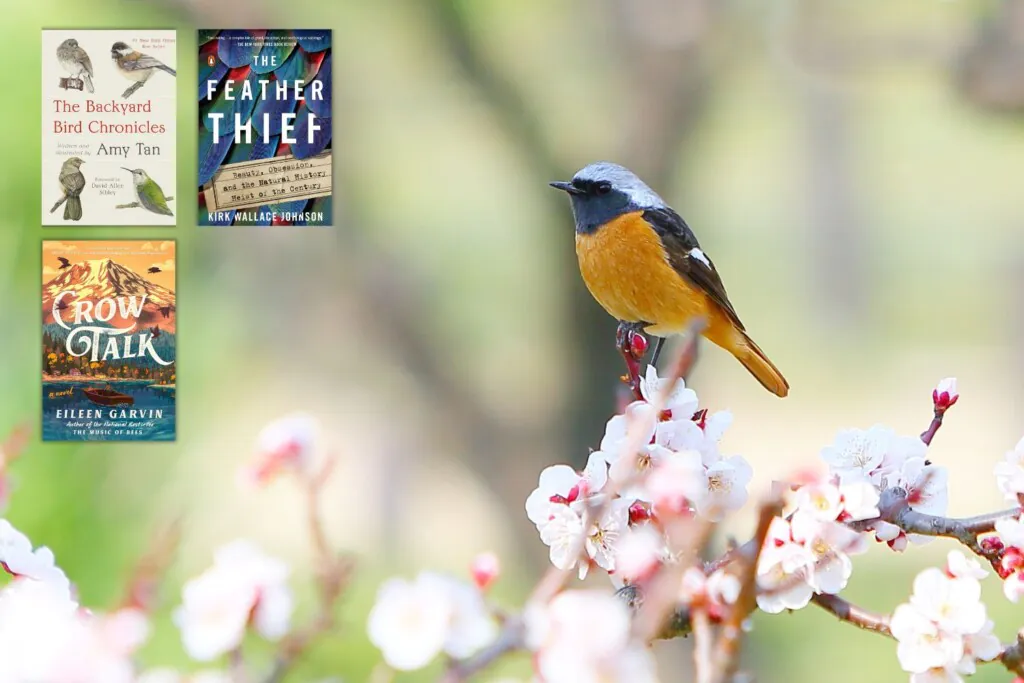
[56, 38, 94, 93]
[122, 168, 173, 216]
[50, 157, 85, 221]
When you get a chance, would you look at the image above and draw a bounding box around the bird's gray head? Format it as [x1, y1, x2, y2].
[61, 39, 79, 49]
[111, 42, 131, 57]
[549, 162, 666, 234]
[122, 167, 148, 183]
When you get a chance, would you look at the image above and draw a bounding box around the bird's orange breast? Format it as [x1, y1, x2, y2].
[575, 211, 709, 335]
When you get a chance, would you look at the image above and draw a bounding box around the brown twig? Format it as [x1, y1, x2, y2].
[710, 495, 783, 683]
[811, 593, 891, 637]
[263, 454, 354, 683]
[439, 616, 525, 683]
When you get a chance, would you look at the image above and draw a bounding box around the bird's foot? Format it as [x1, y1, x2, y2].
[616, 321, 650, 401]
[121, 82, 145, 100]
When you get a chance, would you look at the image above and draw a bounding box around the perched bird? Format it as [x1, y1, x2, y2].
[550, 162, 789, 397]
[158, 305, 173, 319]
[57, 256, 72, 269]
[50, 157, 86, 221]
[122, 168, 173, 216]
[111, 42, 175, 99]
[56, 38, 94, 93]
[147, 266, 162, 274]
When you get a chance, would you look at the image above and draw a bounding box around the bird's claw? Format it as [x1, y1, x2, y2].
[616, 321, 650, 401]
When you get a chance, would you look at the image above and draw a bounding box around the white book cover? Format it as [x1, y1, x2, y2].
[42, 29, 177, 226]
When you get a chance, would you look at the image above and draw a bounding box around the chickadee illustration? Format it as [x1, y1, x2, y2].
[56, 38, 94, 92]
[122, 167, 173, 216]
[111, 42, 176, 99]
[50, 157, 86, 221]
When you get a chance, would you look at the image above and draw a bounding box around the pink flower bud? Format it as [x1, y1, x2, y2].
[932, 377, 959, 412]
[981, 536, 1004, 553]
[629, 333, 648, 359]
[470, 552, 500, 591]
[628, 501, 652, 525]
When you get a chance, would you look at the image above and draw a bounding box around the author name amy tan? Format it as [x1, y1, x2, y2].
[54, 408, 164, 420]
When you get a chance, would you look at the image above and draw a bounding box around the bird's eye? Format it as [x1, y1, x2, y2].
[595, 182, 612, 195]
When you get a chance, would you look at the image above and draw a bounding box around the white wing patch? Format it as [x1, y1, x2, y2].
[688, 248, 711, 268]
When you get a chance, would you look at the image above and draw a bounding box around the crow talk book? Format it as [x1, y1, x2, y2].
[42, 30, 177, 226]
[42, 241, 177, 442]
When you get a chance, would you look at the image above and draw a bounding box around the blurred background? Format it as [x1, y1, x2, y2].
[3, 0, 1024, 680]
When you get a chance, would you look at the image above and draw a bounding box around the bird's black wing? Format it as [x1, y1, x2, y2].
[58, 257, 70, 266]
[123, 54, 167, 71]
[642, 207, 746, 332]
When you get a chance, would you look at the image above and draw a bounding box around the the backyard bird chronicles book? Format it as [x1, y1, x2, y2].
[42, 29, 177, 226]
[42, 241, 177, 441]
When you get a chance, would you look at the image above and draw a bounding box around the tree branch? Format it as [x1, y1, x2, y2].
[811, 593, 891, 637]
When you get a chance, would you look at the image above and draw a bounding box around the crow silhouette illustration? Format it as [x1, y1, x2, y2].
[150, 325, 161, 338]
[57, 256, 72, 269]
[158, 305, 173, 318]
[55, 300, 69, 310]
[147, 266, 161, 273]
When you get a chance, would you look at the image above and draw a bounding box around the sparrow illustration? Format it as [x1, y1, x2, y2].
[50, 157, 86, 221]
[158, 305, 174, 319]
[57, 257, 72, 269]
[111, 42, 176, 99]
[56, 38, 94, 93]
[122, 168, 173, 216]
[147, 266, 162, 273]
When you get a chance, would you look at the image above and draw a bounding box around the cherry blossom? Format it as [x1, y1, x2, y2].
[525, 453, 608, 528]
[820, 424, 928, 488]
[470, 551, 500, 591]
[367, 572, 496, 670]
[173, 540, 293, 661]
[613, 524, 668, 585]
[638, 364, 698, 417]
[755, 540, 816, 614]
[933, 378, 959, 411]
[241, 412, 319, 485]
[692, 454, 753, 521]
[789, 511, 866, 594]
[525, 589, 659, 683]
[0, 519, 72, 600]
[891, 603, 964, 674]
[994, 437, 1024, 504]
[367, 574, 453, 670]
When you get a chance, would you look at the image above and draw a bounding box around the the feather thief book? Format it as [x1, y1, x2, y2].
[42, 241, 176, 442]
[199, 30, 332, 226]
[41, 30, 177, 226]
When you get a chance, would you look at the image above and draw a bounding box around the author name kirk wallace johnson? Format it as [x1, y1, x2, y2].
[206, 210, 325, 223]
[53, 408, 164, 420]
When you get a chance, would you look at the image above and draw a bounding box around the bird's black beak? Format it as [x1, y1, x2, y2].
[121, 167, 133, 172]
[549, 180, 583, 196]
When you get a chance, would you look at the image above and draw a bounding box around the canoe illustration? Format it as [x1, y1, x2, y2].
[82, 387, 134, 406]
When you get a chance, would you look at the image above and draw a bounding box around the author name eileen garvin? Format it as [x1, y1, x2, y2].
[54, 408, 163, 420]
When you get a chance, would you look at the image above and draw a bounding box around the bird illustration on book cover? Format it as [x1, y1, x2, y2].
[42, 241, 177, 442]
[42, 30, 177, 226]
[199, 30, 332, 226]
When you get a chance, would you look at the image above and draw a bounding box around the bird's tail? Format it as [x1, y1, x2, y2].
[50, 195, 67, 214]
[82, 74, 94, 93]
[158, 64, 176, 76]
[64, 196, 82, 221]
[734, 332, 789, 398]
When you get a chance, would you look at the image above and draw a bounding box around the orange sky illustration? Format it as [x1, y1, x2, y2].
[42, 241, 176, 291]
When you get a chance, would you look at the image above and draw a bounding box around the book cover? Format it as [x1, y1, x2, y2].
[42, 241, 177, 441]
[42, 30, 177, 226]
[198, 30, 332, 226]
